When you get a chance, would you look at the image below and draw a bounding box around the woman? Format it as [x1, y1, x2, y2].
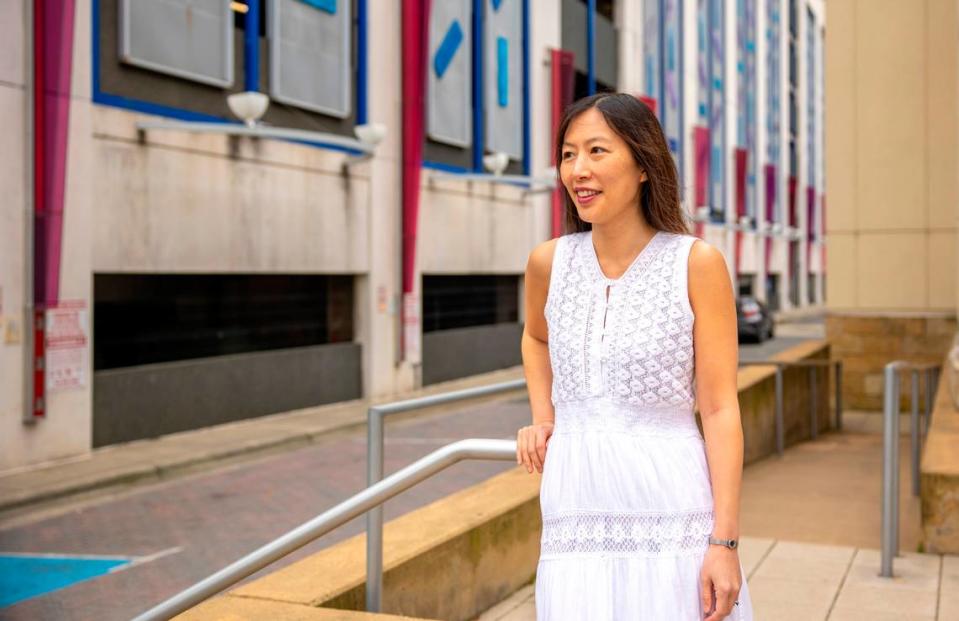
[516, 93, 753, 620]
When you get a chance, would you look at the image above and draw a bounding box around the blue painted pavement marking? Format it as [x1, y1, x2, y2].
[0, 554, 131, 608]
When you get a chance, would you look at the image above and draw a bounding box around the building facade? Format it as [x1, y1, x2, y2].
[825, 0, 959, 411]
[0, 0, 826, 471]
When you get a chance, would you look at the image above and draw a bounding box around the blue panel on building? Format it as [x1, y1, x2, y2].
[497, 37, 509, 107]
[434, 20, 464, 78]
[298, 0, 336, 13]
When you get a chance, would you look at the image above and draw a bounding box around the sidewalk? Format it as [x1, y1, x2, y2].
[477, 538, 958, 621]
[476, 411, 957, 621]
[0, 367, 527, 524]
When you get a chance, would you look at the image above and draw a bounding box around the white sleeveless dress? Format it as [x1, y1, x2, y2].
[535, 230, 753, 620]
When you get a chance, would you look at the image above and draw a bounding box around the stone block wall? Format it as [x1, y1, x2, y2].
[826, 313, 956, 411]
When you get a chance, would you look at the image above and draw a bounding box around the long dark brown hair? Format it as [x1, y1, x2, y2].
[555, 93, 689, 235]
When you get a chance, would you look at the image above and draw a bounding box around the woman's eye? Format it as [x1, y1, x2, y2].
[591, 146, 606, 154]
[562, 151, 575, 160]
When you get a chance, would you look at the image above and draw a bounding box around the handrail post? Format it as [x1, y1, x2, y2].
[366, 407, 385, 612]
[363, 378, 526, 613]
[835, 361, 843, 430]
[775, 365, 784, 455]
[809, 365, 818, 440]
[881, 362, 901, 577]
[911, 370, 921, 497]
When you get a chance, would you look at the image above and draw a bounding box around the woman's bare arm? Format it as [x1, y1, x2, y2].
[688, 240, 744, 620]
[517, 239, 557, 473]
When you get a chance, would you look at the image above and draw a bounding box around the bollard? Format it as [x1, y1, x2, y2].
[809, 366, 818, 440]
[881, 363, 901, 577]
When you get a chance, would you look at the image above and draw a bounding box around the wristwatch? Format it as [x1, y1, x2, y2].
[708, 536, 738, 550]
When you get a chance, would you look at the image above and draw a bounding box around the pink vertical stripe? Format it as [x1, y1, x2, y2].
[35, 0, 75, 308]
[401, 0, 430, 295]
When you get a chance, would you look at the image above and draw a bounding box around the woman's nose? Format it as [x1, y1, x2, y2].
[571, 155, 592, 179]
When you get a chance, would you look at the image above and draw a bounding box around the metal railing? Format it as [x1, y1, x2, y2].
[131, 439, 518, 621]
[738, 359, 844, 455]
[880, 361, 940, 578]
[365, 378, 527, 612]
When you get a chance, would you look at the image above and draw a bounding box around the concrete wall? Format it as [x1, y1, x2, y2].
[825, 0, 957, 312]
[91, 110, 371, 274]
[422, 323, 523, 386]
[921, 360, 959, 554]
[0, 0, 30, 471]
[93, 343, 362, 446]
[0, 0, 97, 472]
[825, 0, 958, 410]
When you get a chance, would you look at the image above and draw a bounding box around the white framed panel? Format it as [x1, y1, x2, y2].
[269, 0, 352, 118]
[119, 0, 234, 88]
[428, 0, 473, 147]
[484, 0, 523, 160]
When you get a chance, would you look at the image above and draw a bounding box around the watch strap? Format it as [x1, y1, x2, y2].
[708, 536, 738, 549]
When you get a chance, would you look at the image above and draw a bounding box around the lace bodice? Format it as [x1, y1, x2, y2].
[545, 230, 698, 412]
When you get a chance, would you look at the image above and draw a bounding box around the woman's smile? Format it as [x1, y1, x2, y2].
[574, 186, 603, 206]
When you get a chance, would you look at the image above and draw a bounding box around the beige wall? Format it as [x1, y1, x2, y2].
[826, 0, 958, 313]
[825, 0, 959, 409]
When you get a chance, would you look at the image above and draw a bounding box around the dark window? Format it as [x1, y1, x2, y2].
[94, 274, 353, 370]
[422, 275, 519, 332]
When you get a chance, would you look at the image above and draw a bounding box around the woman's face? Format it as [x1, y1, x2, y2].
[560, 107, 646, 227]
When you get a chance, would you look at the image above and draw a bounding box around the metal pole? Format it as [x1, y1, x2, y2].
[881, 363, 900, 577]
[809, 366, 818, 440]
[911, 370, 921, 496]
[366, 407, 384, 612]
[775, 366, 784, 455]
[23, 0, 36, 425]
[835, 361, 843, 431]
[363, 378, 526, 612]
[923, 367, 933, 439]
[132, 439, 517, 621]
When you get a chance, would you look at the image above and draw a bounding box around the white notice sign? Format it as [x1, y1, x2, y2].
[403, 292, 421, 364]
[46, 301, 88, 392]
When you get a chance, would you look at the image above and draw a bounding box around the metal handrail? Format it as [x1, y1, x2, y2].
[881, 361, 940, 578]
[365, 379, 527, 612]
[738, 358, 844, 455]
[131, 439, 517, 621]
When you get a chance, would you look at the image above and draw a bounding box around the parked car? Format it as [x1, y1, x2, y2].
[737, 296, 775, 343]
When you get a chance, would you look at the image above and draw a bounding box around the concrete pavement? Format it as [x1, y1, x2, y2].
[475, 540, 958, 621]
[474, 411, 958, 621]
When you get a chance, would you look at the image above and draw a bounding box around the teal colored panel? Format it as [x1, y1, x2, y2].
[497, 37, 508, 107]
[298, 0, 336, 13]
[434, 20, 464, 78]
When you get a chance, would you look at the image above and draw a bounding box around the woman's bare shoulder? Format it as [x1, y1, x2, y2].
[526, 238, 560, 285]
[687, 238, 734, 303]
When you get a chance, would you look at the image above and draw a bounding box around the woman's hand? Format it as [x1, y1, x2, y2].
[516, 422, 554, 474]
[701, 545, 742, 620]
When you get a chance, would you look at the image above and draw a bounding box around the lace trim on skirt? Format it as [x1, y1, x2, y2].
[540, 509, 714, 559]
